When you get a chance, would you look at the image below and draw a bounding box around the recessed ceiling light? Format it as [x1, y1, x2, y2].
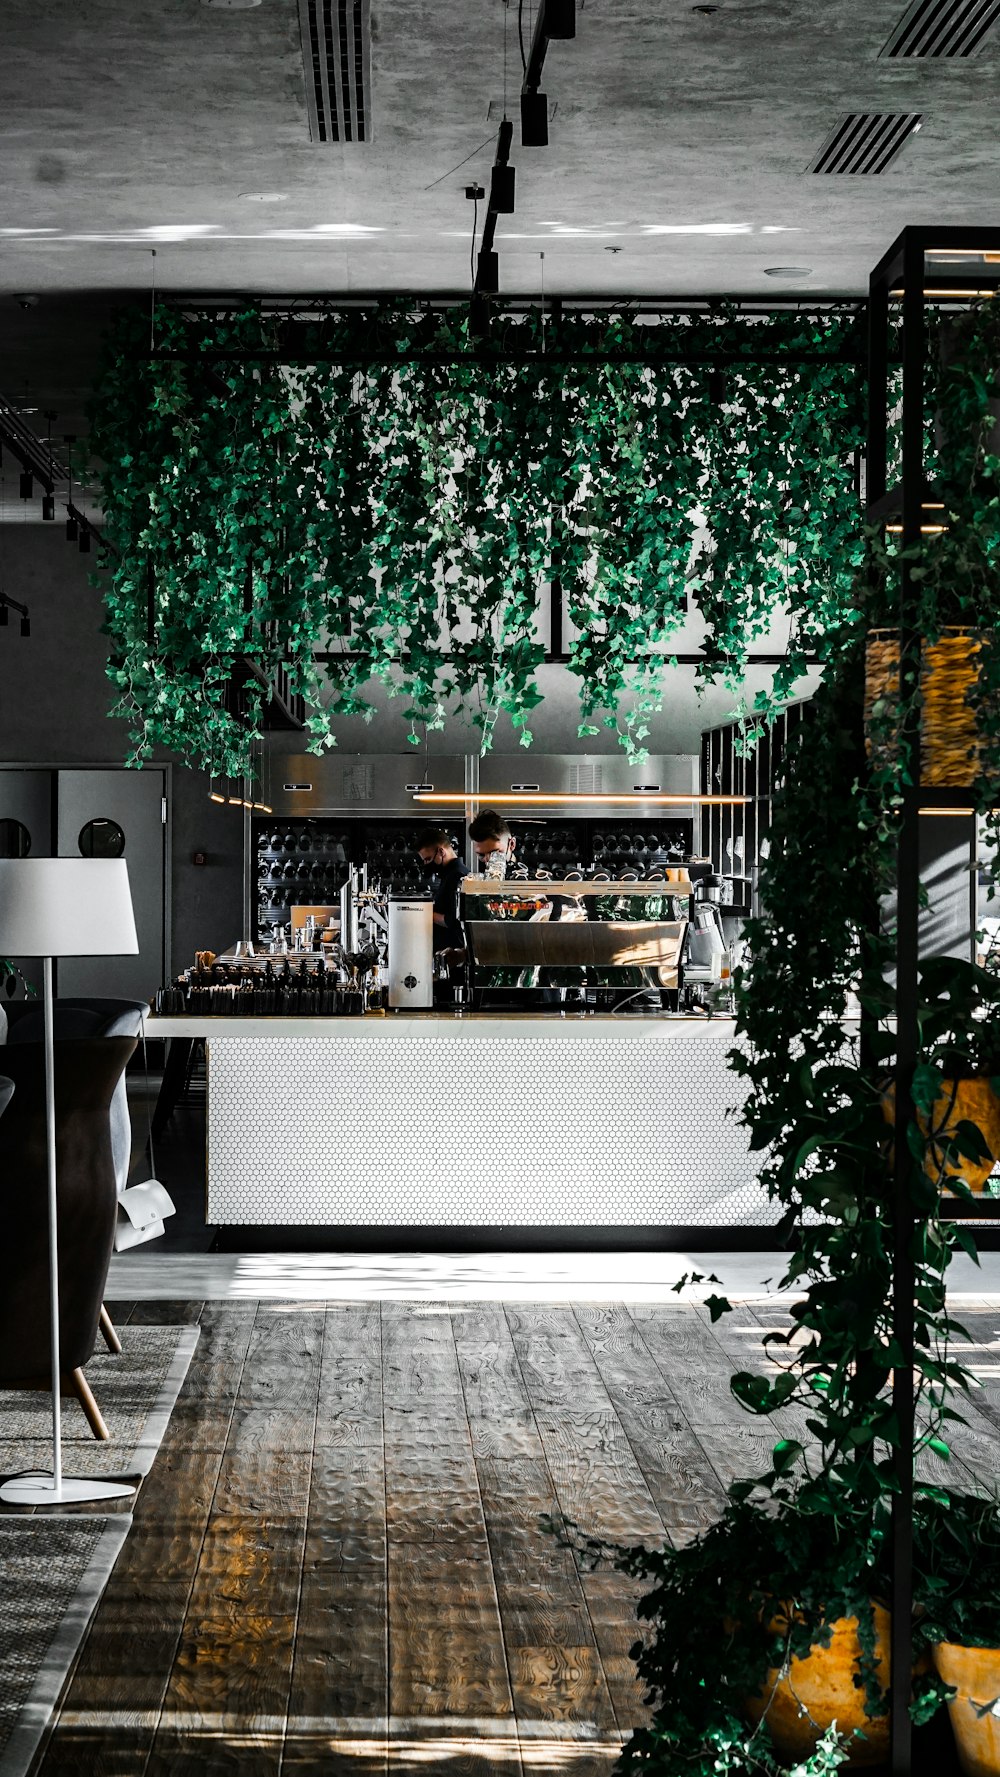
[239, 192, 290, 202]
[692, 4, 721, 11]
[202, 0, 262, 8]
[763, 265, 813, 277]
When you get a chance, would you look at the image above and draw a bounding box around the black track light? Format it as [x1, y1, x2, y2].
[469, 293, 492, 340]
[477, 250, 499, 294]
[520, 90, 549, 147]
[545, 0, 576, 36]
[708, 367, 726, 405]
[66, 513, 78, 542]
[43, 411, 56, 521]
[490, 166, 516, 213]
[78, 528, 91, 554]
[0, 603, 8, 628]
[18, 471, 32, 501]
[20, 614, 29, 638]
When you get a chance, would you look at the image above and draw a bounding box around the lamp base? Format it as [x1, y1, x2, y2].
[0, 1471, 136, 1506]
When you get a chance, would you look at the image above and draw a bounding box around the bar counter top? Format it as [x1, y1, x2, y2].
[153, 1008, 763, 1231]
[147, 1012, 736, 1039]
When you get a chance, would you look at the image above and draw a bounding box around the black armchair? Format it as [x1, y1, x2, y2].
[0, 1036, 135, 1439]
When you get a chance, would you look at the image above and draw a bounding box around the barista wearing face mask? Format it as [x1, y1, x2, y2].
[414, 826, 465, 951]
[467, 810, 517, 873]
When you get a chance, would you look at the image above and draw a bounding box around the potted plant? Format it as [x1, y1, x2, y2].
[553, 1490, 893, 1776]
[913, 1494, 1000, 1776]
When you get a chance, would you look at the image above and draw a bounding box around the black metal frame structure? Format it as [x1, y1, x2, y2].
[867, 223, 1000, 1775]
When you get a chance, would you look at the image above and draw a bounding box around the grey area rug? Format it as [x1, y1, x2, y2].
[0, 1324, 199, 1777]
[0, 1324, 200, 1481]
[0, 1515, 131, 1777]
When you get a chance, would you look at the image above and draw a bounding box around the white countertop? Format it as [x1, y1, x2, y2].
[146, 1013, 737, 1041]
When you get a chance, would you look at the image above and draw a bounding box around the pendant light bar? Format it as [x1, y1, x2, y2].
[412, 791, 750, 807]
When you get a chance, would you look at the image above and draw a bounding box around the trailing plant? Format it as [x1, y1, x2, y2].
[553, 1492, 895, 1777]
[587, 295, 1000, 1775]
[89, 302, 866, 774]
[912, 1492, 1000, 1654]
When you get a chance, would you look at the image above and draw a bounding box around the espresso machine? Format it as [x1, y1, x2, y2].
[682, 874, 733, 1010]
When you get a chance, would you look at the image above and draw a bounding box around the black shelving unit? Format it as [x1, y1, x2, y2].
[700, 705, 808, 913]
[250, 814, 694, 942]
[867, 224, 1000, 1775]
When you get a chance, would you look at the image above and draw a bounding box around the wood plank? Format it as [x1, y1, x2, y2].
[385, 1448, 488, 1547]
[388, 1542, 513, 1723]
[474, 1454, 618, 1741]
[126, 1300, 205, 1326]
[380, 1305, 465, 1404]
[31, 1585, 192, 1777]
[579, 1571, 652, 1736]
[141, 1306, 317, 1777]
[534, 1410, 665, 1551]
[282, 1444, 388, 1777]
[504, 1308, 614, 1413]
[314, 1302, 383, 1446]
[573, 1306, 724, 1546]
[454, 1305, 534, 1421]
[143, 1605, 296, 1777]
[237, 1307, 325, 1411]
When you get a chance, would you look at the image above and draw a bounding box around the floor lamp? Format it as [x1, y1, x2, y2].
[0, 857, 139, 1506]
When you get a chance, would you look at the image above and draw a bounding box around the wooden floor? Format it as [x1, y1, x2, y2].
[29, 1296, 1000, 1777]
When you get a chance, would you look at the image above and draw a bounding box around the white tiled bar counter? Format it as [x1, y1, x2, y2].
[148, 1014, 773, 1236]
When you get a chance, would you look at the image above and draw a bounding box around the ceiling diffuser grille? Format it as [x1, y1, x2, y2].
[811, 113, 922, 175]
[298, 0, 372, 144]
[880, 0, 1000, 57]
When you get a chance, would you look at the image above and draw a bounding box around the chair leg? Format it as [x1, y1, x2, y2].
[99, 1303, 122, 1355]
[68, 1368, 110, 1441]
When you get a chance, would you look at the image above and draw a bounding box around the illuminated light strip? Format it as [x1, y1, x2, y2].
[885, 523, 948, 533]
[890, 287, 998, 299]
[413, 791, 751, 806]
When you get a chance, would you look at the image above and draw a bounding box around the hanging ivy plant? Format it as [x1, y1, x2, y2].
[90, 301, 866, 775]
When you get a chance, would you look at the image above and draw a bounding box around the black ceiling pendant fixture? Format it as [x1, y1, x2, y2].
[42, 410, 56, 519]
[520, 0, 578, 147]
[65, 435, 77, 541]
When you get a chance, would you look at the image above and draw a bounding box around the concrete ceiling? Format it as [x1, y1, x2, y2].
[2, 0, 1000, 427]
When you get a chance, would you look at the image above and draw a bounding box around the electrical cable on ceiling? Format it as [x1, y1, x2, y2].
[518, 0, 527, 68]
[504, 0, 509, 115]
[471, 191, 480, 286]
[423, 133, 498, 192]
[149, 249, 157, 352]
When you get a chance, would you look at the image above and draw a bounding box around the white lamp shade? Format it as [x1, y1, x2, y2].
[0, 858, 139, 957]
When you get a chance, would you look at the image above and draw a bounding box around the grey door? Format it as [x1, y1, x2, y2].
[0, 769, 53, 997]
[56, 769, 166, 1001]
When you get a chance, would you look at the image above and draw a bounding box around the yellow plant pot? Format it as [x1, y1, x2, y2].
[745, 1605, 890, 1768]
[883, 1076, 1000, 1194]
[865, 628, 986, 787]
[933, 1643, 1000, 1776]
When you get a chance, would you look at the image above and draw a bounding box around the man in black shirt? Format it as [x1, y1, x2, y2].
[415, 826, 465, 951]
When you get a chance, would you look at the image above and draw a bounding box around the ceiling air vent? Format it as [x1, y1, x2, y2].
[811, 114, 922, 176]
[880, 0, 1000, 57]
[297, 0, 372, 144]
